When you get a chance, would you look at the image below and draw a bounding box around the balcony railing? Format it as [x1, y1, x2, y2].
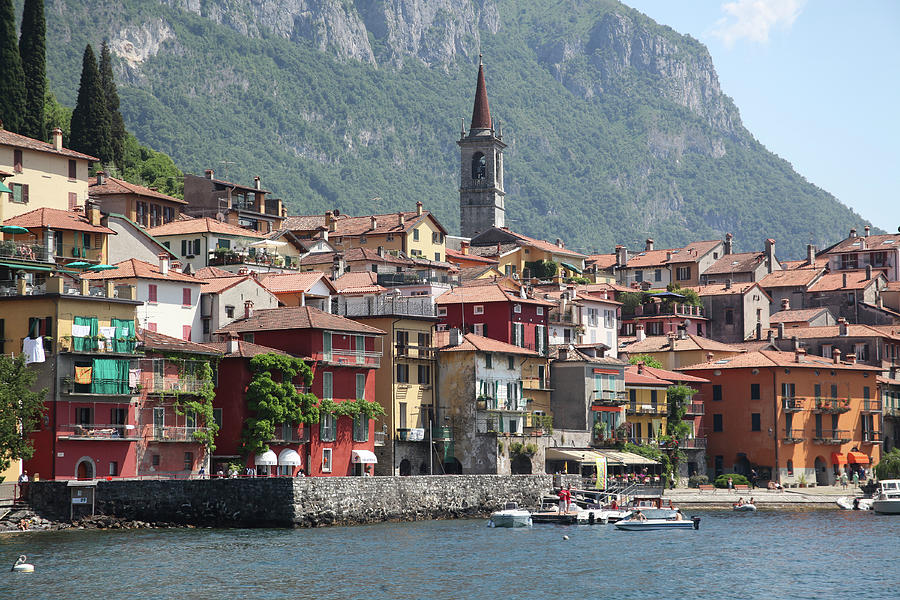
[784, 428, 805, 442]
[592, 389, 628, 406]
[813, 429, 851, 444]
[783, 397, 805, 412]
[58, 423, 139, 441]
[623, 302, 704, 319]
[270, 426, 310, 444]
[208, 250, 299, 270]
[59, 245, 103, 262]
[61, 376, 135, 397]
[146, 376, 205, 395]
[684, 402, 705, 416]
[476, 395, 528, 412]
[626, 404, 667, 415]
[62, 337, 138, 354]
[337, 297, 437, 318]
[152, 426, 209, 442]
[861, 400, 883, 413]
[0, 241, 51, 262]
[678, 437, 707, 449]
[862, 431, 883, 443]
[813, 398, 850, 413]
[318, 349, 382, 368]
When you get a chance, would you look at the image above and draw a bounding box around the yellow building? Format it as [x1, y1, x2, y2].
[624, 364, 670, 443]
[0, 128, 97, 223]
[3, 206, 114, 268]
[465, 227, 587, 280]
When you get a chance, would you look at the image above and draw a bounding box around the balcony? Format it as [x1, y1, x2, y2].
[678, 437, 707, 449]
[396, 428, 426, 442]
[783, 397, 805, 412]
[432, 426, 453, 441]
[318, 349, 382, 369]
[152, 426, 209, 442]
[61, 376, 135, 397]
[208, 249, 299, 270]
[58, 423, 140, 441]
[270, 426, 310, 444]
[58, 245, 103, 263]
[337, 296, 437, 319]
[813, 429, 851, 444]
[684, 402, 705, 416]
[783, 428, 805, 443]
[813, 398, 850, 413]
[591, 434, 628, 448]
[145, 376, 206, 396]
[394, 343, 435, 360]
[61, 337, 138, 354]
[861, 400, 883, 413]
[623, 302, 704, 320]
[376, 272, 459, 287]
[626, 404, 667, 415]
[862, 431, 883, 444]
[0, 241, 51, 263]
[592, 389, 628, 406]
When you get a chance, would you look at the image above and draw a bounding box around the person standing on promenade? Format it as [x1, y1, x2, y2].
[750, 469, 758, 489]
[840, 472, 849, 489]
[728, 476, 734, 490]
[852, 471, 860, 487]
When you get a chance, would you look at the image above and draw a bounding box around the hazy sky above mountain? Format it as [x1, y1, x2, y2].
[625, 0, 900, 233]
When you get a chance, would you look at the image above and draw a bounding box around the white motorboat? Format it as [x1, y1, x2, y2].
[836, 496, 874, 510]
[872, 480, 900, 515]
[614, 509, 700, 530]
[489, 501, 533, 528]
[732, 503, 757, 512]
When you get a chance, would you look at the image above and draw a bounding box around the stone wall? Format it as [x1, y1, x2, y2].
[26, 474, 580, 528]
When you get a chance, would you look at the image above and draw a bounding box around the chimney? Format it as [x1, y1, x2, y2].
[864, 225, 870, 237]
[795, 348, 806, 363]
[559, 294, 567, 316]
[567, 284, 577, 299]
[325, 210, 336, 232]
[778, 322, 785, 339]
[866, 265, 873, 280]
[850, 228, 857, 238]
[860, 238, 867, 250]
[637, 362, 644, 374]
[667, 333, 676, 351]
[416, 201, 423, 216]
[846, 353, 857, 364]
[460, 241, 469, 255]
[52, 127, 63, 151]
[838, 318, 848, 336]
[615, 245, 627, 268]
[254, 176, 261, 190]
[227, 332, 239, 355]
[767, 329, 774, 343]
[666, 251, 672, 261]
[756, 322, 762, 340]
[765, 238, 776, 273]
[842, 273, 848, 288]
[398, 212, 405, 227]
[370, 216, 378, 230]
[205, 169, 214, 179]
[807, 244, 816, 265]
[833, 348, 842, 364]
[706, 352, 714, 362]
[636, 324, 646, 342]
[678, 326, 687, 340]
[88, 202, 101, 226]
[645, 238, 654, 252]
[724, 233, 733, 255]
[725, 279, 732, 290]
[556, 238, 563, 248]
[792, 336, 799, 351]
[449, 327, 462, 347]
[238, 266, 249, 276]
[158, 253, 169, 276]
[96, 171, 107, 186]
[781, 298, 790, 311]
[244, 300, 254, 320]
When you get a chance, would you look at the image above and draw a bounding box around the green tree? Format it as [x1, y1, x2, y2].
[628, 354, 663, 369]
[875, 449, 900, 480]
[0, 354, 47, 481]
[0, 0, 26, 133]
[664, 384, 695, 440]
[99, 40, 125, 168]
[666, 284, 702, 306]
[44, 89, 72, 141]
[120, 133, 184, 198]
[70, 44, 111, 164]
[18, 0, 46, 140]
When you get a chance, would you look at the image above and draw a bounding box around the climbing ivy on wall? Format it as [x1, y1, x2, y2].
[163, 355, 220, 452]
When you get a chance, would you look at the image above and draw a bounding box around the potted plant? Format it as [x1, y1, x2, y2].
[798, 474, 808, 488]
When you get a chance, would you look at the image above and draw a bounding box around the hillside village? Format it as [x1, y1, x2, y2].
[3, 60, 900, 490]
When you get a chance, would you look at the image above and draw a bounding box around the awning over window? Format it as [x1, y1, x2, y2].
[560, 262, 582, 274]
[351, 450, 377, 464]
[847, 451, 869, 464]
[278, 449, 302, 466]
[831, 452, 847, 465]
[254, 450, 277, 466]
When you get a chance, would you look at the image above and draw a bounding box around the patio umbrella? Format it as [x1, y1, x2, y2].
[1, 225, 30, 234]
[87, 264, 118, 271]
[648, 291, 685, 299]
[66, 261, 92, 269]
[249, 239, 287, 249]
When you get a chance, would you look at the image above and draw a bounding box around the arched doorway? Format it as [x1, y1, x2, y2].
[76, 458, 95, 480]
[443, 458, 463, 474]
[511, 454, 532, 474]
[814, 456, 828, 486]
[399, 459, 411, 476]
[734, 453, 751, 476]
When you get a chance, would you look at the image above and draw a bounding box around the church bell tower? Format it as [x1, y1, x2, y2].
[458, 56, 506, 239]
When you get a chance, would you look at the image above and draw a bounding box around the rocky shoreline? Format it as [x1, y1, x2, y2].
[0, 506, 201, 533]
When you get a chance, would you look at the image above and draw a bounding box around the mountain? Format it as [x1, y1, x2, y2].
[34, 0, 873, 258]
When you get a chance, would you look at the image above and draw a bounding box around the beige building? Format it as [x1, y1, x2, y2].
[621, 332, 745, 370]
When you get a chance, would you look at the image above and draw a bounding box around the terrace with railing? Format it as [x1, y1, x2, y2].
[813, 429, 851, 444]
[783, 428, 805, 442]
[592, 389, 628, 406]
[782, 397, 805, 411]
[861, 400, 883, 413]
[152, 426, 210, 442]
[684, 402, 705, 416]
[813, 398, 850, 413]
[58, 422, 140, 441]
[862, 430, 883, 443]
[626, 403, 667, 415]
[337, 296, 437, 319]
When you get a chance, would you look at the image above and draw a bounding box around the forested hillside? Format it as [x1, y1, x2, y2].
[32, 0, 873, 257]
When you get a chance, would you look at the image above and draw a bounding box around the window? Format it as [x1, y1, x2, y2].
[396, 363, 409, 383]
[654, 269, 662, 282]
[751, 413, 761, 431]
[321, 448, 333, 472]
[840, 254, 858, 270]
[356, 373, 365, 400]
[822, 344, 832, 358]
[513, 304, 522, 314]
[182, 288, 192, 307]
[11, 182, 28, 203]
[225, 305, 235, 319]
[435, 252, 441, 261]
[508, 356, 515, 370]
[677, 266, 691, 281]
[473, 323, 485, 336]
[712, 385, 722, 402]
[536, 307, 543, 316]
[634, 270, 643, 283]
[213, 408, 223, 429]
[13, 149, 23, 172]
[322, 372, 333, 399]
[472, 152, 486, 180]
[151, 454, 160, 467]
[437, 307, 447, 317]
[322, 331, 332, 361]
[512, 323, 525, 347]
[854, 343, 869, 361]
[243, 332, 254, 343]
[109, 461, 118, 476]
[713, 414, 723, 432]
[148, 284, 158, 303]
[182, 325, 191, 341]
[163, 206, 174, 224]
[535, 325, 546, 355]
[725, 309, 734, 325]
[417, 364, 431, 385]
[751, 383, 760, 400]
[413, 228, 419, 241]
[184, 452, 193, 471]
[76, 407, 92, 425]
[831, 384, 838, 399]
[786, 460, 794, 476]
[474, 305, 485, 315]
[485, 353, 492, 369]
[202, 319, 210, 334]
[353, 414, 369, 442]
[320, 413, 336, 442]
[68, 159, 77, 180]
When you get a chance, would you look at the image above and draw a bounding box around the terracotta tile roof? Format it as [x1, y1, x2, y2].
[256, 271, 336, 294]
[0, 128, 98, 161]
[198, 275, 262, 295]
[632, 364, 709, 383]
[446, 248, 499, 265]
[299, 247, 413, 267]
[467, 242, 520, 258]
[826, 234, 900, 254]
[769, 308, 831, 324]
[458, 265, 501, 281]
[332, 271, 385, 295]
[666, 240, 723, 264]
[281, 214, 347, 231]
[547, 344, 626, 365]
[624, 367, 672, 386]
[138, 329, 220, 355]
[692, 282, 770, 300]
[194, 266, 235, 279]
[764, 324, 900, 341]
[625, 240, 722, 268]
[575, 291, 622, 306]
[435, 283, 554, 306]
[89, 175, 187, 204]
[622, 334, 744, 354]
[215, 306, 385, 336]
[435, 331, 538, 356]
[575, 282, 634, 295]
[4, 207, 115, 234]
[81, 258, 205, 284]
[204, 340, 292, 358]
[807, 270, 882, 292]
[679, 350, 882, 372]
[331, 211, 447, 237]
[623, 248, 674, 268]
[781, 258, 826, 270]
[501, 229, 586, 259]
[703, 252, 766, 275]
[759, 268, 824, 288]
[146, 216, 265, 238]
[200, 174, 270, 195]
[586, 254, 617, 269]
[728, 340, 779, 352]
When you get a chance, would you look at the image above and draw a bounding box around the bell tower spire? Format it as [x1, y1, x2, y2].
[458, 56, 506, 239]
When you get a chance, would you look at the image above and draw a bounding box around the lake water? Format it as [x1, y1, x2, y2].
[2, 509, 898, 600]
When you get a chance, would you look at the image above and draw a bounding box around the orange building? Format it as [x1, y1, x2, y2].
[681, 349, 882, 486]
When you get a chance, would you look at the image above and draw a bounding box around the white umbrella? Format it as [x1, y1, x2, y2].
[249, 239, 288, 249]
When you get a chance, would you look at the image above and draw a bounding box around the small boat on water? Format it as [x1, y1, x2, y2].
[489, 501, 533, 528]
[733, 503, 757, 512]
[836, 496, 874, 510]
[873, 480, 900, 515]
[614, 508, 700, 531]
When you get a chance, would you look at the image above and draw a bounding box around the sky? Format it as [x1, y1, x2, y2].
[624, 0, 900, 233]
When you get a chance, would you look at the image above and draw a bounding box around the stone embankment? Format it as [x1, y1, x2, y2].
[663, 485, 852, 509]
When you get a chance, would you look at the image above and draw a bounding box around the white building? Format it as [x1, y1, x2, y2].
[544, 287, 620, 357]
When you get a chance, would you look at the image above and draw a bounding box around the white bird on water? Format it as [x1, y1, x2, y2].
[12, 555, 34, 573]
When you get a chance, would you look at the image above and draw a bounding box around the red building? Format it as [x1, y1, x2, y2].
[435, 283, 552, 355]
[214, 306, 385, 476]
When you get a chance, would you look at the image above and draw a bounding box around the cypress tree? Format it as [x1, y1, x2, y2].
[70, 44, 111, 164]
[19, 0, 46, 141]
[99, 40, 125, 168]
[0, 0, 26, 133]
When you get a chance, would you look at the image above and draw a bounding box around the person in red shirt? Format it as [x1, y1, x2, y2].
[557, 487, 570, 513]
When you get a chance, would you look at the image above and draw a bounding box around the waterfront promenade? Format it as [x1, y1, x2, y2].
[662, 484, 855, 508]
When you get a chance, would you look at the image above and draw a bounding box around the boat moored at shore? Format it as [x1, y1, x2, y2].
[872, 480, 900, 515]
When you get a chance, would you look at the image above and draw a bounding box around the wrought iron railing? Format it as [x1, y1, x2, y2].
[813, 429, 850, 443]
[152, 426, 209, 442]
